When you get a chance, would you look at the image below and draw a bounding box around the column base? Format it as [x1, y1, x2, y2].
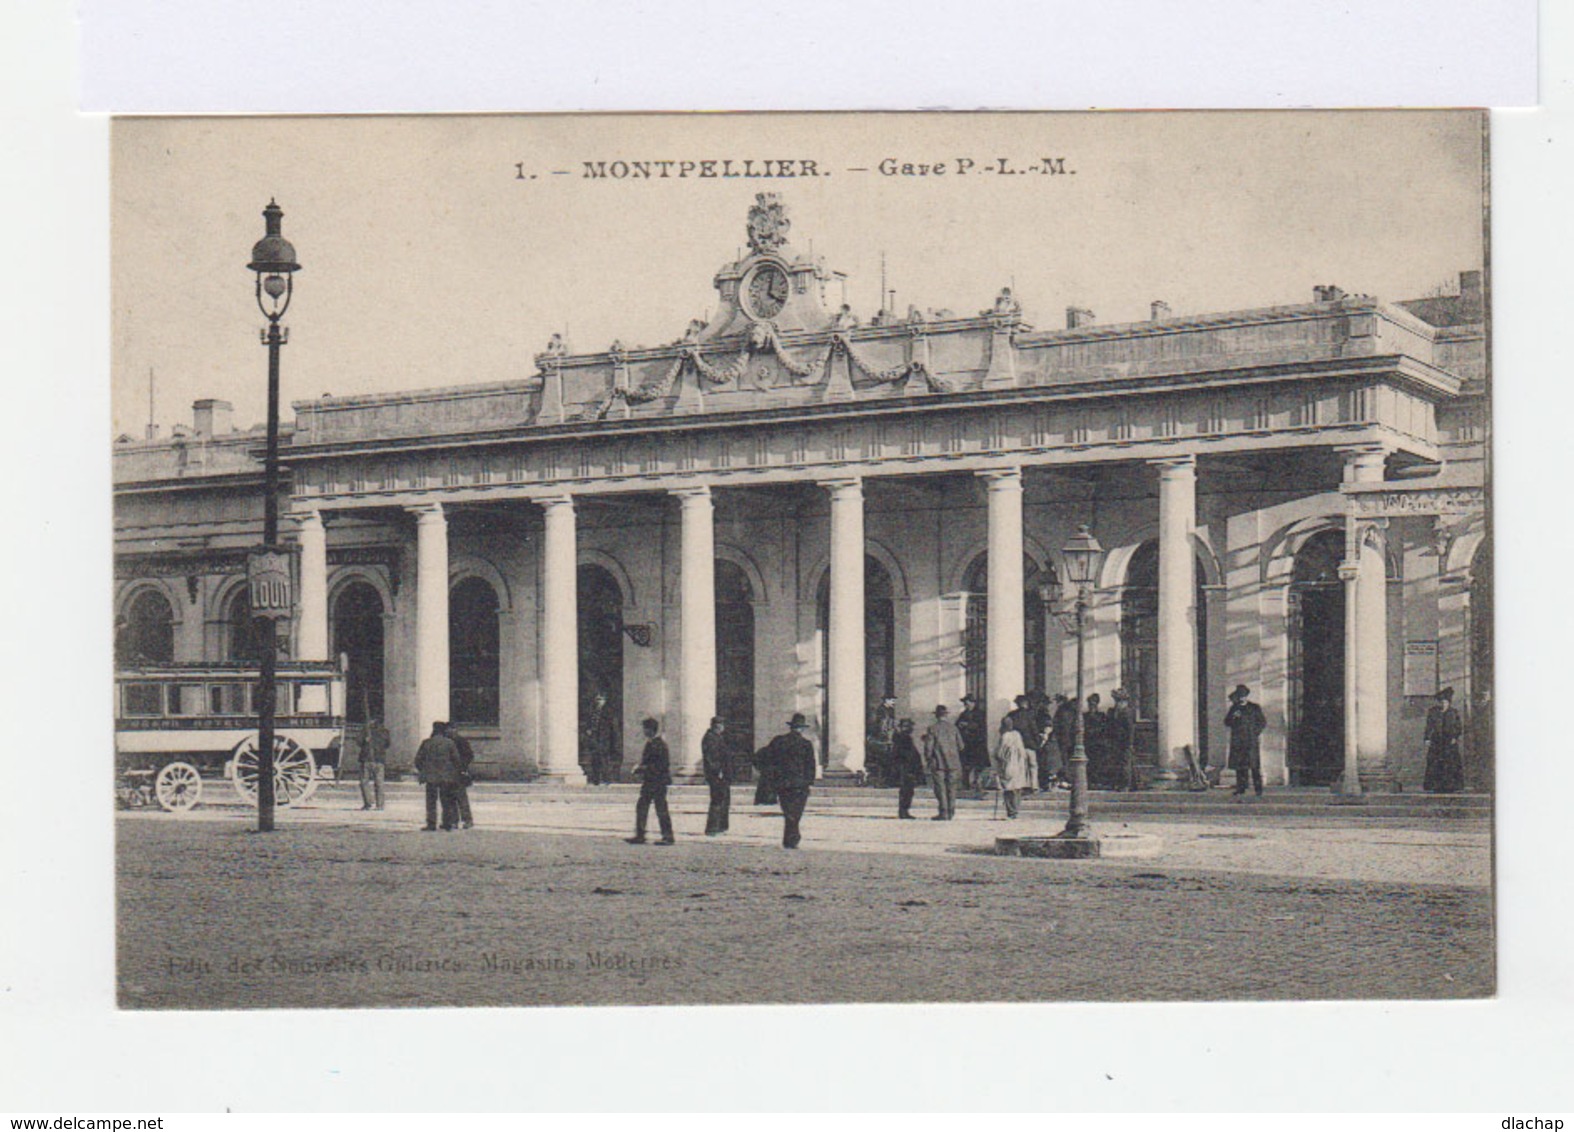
[535, 767, 588, 786]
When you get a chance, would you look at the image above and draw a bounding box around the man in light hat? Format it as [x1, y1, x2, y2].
[1224, 684, 1268, 800]
[755, 713, 818, 848]
[922, 704, 963, 820]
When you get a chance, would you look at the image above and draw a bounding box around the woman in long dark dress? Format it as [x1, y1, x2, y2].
[1423, 686, 1464, 793]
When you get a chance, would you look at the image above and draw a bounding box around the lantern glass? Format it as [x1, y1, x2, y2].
[262, 274, 287, 300]
[1061, 525, 1104, 586]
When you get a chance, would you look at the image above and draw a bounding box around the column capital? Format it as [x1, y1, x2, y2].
[292, 506, 325, 527]
[672, 484, 713, 504]
[1149, 454, 1197, 475]
[977, 466, 1024, 490]
[819, 476, 863, 499]
[1335, 442, 1392, 484]
[538, 493, 575, 512]
[409, 502, 446, 523]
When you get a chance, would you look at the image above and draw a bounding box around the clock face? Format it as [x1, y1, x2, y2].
[744, 264, 789, 320]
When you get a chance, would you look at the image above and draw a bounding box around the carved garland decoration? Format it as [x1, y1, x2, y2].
[581, 321, 955, 420]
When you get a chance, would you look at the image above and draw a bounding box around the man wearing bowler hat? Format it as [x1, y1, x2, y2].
[922, 704, 963, 820]
[756, 713, 818, 848]
[1224, 684, 1268, 800]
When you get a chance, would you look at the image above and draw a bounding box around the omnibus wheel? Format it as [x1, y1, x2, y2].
[154, 761, 203, 812]
[229, 735, 318, 807]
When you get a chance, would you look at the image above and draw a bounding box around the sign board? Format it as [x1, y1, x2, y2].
[1403, 640, 1439, 697]
[247, 549, 294, 620]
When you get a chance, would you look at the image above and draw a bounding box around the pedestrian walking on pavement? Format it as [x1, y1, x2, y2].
[413, 722, 462, 831]
[443, 722, 477, 829]
[627, 717, 675, 845]
[991, 716, 1032, 819]
[358, 716, 389, 810]
[1423, 686, 1464, 794]
[1224, 684, 1268, 799]
[922, 704, 963, 820]
[702, 716, 733, 835]
[891, 718, 922, 819]
[756, 713, 818, 848]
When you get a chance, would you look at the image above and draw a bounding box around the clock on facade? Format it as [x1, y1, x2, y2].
[743, 263, 790, 320]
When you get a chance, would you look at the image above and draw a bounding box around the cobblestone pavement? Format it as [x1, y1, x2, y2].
[117, 785, 1493, 1009]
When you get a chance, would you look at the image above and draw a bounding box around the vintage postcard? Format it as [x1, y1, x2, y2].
[111, 111, 1490, 1009]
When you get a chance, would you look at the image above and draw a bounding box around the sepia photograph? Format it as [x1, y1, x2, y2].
[109, 110, 1492, 1011]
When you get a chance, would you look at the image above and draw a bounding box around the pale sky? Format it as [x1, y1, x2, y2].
[111, 111, 1485, 437]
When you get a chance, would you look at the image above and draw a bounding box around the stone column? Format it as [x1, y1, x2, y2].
[980, 468, 1025, 729]
[676, 486, 716, 779]
[411, 503, 449, 736]
[295, 508, 329, 661]
[539, 494, 585, 783]
[1153, 456, 1198, 777]
[1340, 444, 1391, 791]
[823, 477, 865, 775]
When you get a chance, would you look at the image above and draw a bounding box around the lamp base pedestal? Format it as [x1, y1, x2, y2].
[995, 834, 1102, 859]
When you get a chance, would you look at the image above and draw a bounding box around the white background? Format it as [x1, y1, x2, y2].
[3, 0, 1570, 1115]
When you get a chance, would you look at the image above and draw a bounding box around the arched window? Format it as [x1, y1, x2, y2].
[450, 576, 500, 725]
[961, 553, 1049, 705]
[332, 581, 385, 723]
[224, 587, 265, 663]
[117, 588, 175, 664]
[1288, 529, 1346, 785]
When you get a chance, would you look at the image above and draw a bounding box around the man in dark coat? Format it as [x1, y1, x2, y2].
[701, 716, 733, 835]
[890, 718, 923, 819]
[1107, 689, 1138, 791]
[1423, 686, 1464, 794]
[1083, 693, 1108, 787]
[956, 694, 987, 790]
[756, 713, 818, 848]
[1224, 684, 1268, 799]
[358, 716, 390, 811]
[922, 705, 963, 820]
[443, 722, 477, 829]
[413, 721, 462, 831]
[582, 691, 619, 785]
[1051, 694, 1078, 788]
[627, 717, 675, 845]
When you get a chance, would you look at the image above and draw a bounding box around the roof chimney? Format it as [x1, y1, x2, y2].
[1313, 285, 1347, 303]
[1149, 300, 1171, 321]
[1459, 270, 1483, 305]
[192, 398, 234, 437]
[1066, 306, 1096, 329]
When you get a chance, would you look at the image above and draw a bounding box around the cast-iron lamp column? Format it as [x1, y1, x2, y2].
[247, 199, 301, 833]
[1050, 524, 1104, 842]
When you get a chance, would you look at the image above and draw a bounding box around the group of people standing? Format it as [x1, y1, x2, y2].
[411, 721, 478, 830]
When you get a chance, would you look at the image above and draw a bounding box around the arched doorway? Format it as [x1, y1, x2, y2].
[715, 559, 756, 770]
[449, 576, 500, 726]
[1119, 540, 1210, 766]
[332, 581, 385, 724]
[117, 588, 175, 665]
[578, 564, 624, 777]
[817, 556, 896, 743]
[1288, 529, 1346, 785]
[1467, 540, 1493, 791]
[961, 552, 1048, 706]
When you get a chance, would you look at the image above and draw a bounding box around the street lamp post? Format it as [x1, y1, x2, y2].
[1049, 524, 1104, 846]
[246, 200, 301, 833]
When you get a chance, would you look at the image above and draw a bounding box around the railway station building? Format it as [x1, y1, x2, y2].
[112, 194, 1491, 791]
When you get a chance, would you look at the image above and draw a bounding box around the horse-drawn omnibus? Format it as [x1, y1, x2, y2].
[114, 661, 346, 812]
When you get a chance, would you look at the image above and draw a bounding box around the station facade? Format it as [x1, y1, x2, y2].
[113, 195, 1491, 790]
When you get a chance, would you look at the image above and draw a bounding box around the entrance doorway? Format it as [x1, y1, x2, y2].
[715, 559, 756, 773]
[578, 564, 624, 776]
[331, 581, 385, 724]
[961, 553, 1048, 708]
[1288, 529, 1346, 785]
[1119, 540, 1210, 767]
